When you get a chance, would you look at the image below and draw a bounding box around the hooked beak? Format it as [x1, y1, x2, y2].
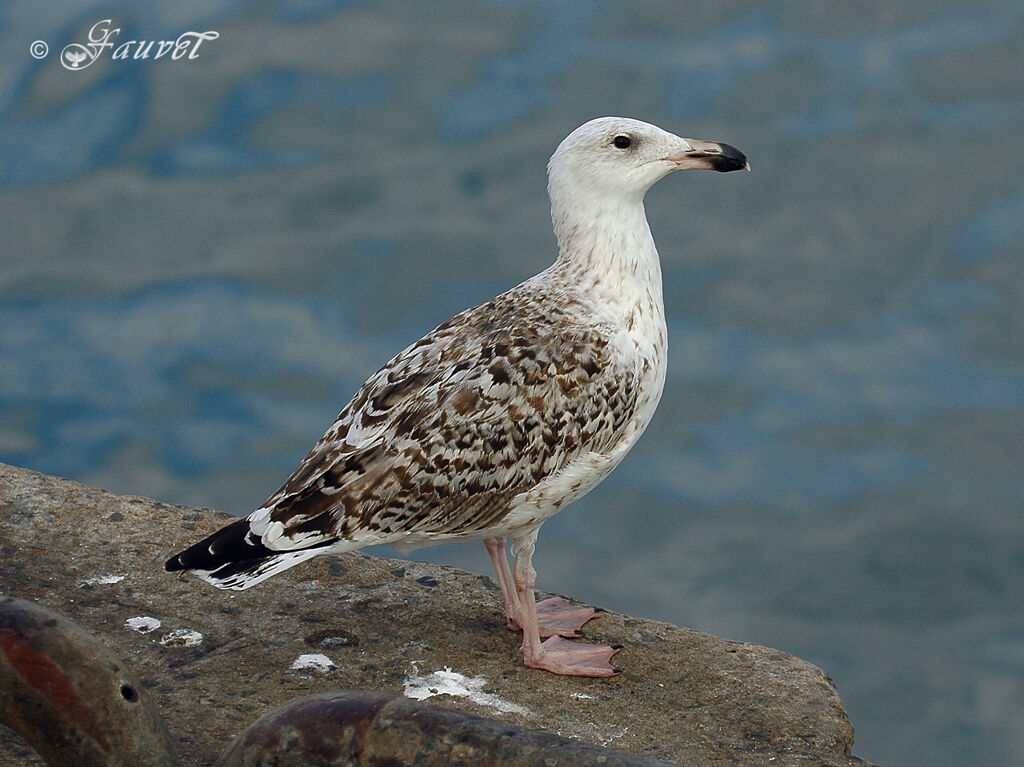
[663, 139, 749, 172]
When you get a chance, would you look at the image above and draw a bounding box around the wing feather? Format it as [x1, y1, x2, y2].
[249, 288, 639, 551]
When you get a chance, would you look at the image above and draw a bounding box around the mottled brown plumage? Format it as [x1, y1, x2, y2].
[259, 285, 638, 553]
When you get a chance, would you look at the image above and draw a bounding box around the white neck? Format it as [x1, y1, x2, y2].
[548, 191, 666, 331]
[544, 185, 670, 446]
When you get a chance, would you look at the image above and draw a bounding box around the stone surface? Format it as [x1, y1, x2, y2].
[0, 463, 875, 766]
[0, 597, 178, 767]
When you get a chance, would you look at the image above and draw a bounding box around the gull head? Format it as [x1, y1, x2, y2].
[547, 116, 748, 206]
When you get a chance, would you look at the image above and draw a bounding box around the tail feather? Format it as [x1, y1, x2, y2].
[165, 517, 331, 591]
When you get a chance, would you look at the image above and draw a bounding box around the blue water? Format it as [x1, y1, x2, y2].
[2, 3, 1024, 765]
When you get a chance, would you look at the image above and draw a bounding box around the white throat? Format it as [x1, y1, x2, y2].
[549, 189, 666, 336]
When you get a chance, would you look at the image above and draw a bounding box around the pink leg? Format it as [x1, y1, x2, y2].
[510, 530, 621, 677]
[484, 537, 519, 628]
[484, 537, 603, 639]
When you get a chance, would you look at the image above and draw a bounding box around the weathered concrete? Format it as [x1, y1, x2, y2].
[0, 463, 876, 766]
[216, 690, 684, 766]
[0, 597, 179, 767]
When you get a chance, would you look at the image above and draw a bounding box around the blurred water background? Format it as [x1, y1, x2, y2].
[2, 3, 1023, 765]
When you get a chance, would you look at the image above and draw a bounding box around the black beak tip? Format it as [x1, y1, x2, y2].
[710, 142, 748, 172]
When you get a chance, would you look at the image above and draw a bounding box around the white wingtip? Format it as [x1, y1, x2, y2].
[189, 548, 326, 591]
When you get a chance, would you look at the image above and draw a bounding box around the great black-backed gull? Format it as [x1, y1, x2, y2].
[166, 117, 748, 677]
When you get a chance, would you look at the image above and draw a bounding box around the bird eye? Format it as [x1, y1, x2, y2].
[612, 135, 632, 149]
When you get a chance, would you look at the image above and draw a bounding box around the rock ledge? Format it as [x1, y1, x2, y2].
[0, 463, 874, 766]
